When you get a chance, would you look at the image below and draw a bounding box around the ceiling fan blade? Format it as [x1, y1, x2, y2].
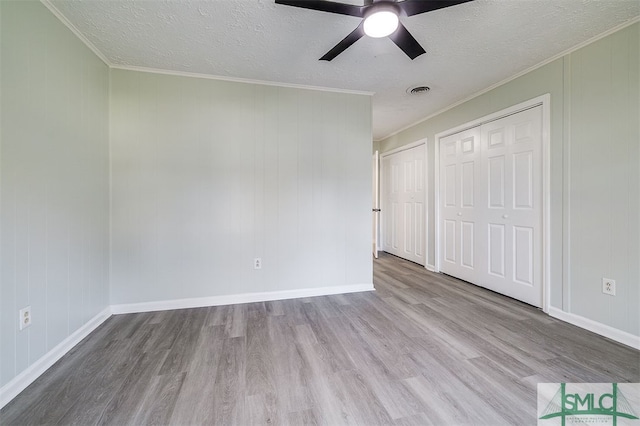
[275, 0, 365, 17]
[388, 22, 426, 60]
[320, 22, 365, 61]
[400, 0, 474, 17]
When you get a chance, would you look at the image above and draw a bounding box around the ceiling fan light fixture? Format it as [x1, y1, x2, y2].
[275, 0, 472, 60]
[363, 9, 399, 38]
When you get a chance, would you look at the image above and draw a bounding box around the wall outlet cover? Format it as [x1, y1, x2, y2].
[19, 306, 32, 330]
[602, 278, 616, 296]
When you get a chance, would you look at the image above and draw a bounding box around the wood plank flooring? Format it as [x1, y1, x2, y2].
[2, 253, 638, 425]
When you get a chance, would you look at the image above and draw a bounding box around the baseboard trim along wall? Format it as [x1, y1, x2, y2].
[0, 307, 112, 410]
[110, 283, 376, 314]
[548, 307, 640, 350]
[3, 287, 637, 411]
[0, 284, 375, 410]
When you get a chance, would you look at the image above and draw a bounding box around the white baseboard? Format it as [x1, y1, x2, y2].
[0, 284, 374, 409]
[548, 307, 640, 350]
[425, 263, 436, 272]
[0, 307, 112, 410]
[111, 283, 375, 314]
[5, 289, 633, 412]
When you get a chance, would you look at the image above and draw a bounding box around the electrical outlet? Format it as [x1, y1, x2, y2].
[602, 278, 616, 296]
[19, 306, 31, 330]
[254, 258, 262, 269]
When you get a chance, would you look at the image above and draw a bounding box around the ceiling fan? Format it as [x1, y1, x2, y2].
[275, 0, 474, 61]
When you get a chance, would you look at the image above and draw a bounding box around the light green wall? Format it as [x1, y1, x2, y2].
[381, 56, 565, 307]
[109, 70, 373, 304]
[1, 0, 635, 401]
[566, 25, 639, 334]
[0, 0, 372, 397]
[379, 23, 639, 337]
[0, 1, 110, 388]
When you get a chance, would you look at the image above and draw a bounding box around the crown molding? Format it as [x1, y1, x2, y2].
[37, 1, 639, 138]
[40, 0, 111, 66]
[39, 1, 373, 96]
[110, 65, 374, 96]
[377, 16, 640, 142]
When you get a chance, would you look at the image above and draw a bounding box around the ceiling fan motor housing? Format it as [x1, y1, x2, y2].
[274, 0, 474, 60]
[363, 2, 401, 38]
[364, 1, 401, 18]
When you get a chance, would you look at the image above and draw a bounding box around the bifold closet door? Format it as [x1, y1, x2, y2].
[439, 127, 482, 284]
[382, 145, 425, 265]
[481, 106, 542, 307]
[439, 106, 543, 307]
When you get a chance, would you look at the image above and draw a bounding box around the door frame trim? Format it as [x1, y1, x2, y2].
[380, 139, 428, 267]
[380, 139, 426, 157]
[373, 151, 380, 257]
[434, 94, 551, 312]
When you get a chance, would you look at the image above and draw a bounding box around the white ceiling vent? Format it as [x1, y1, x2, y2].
[407, 86, 431, 95]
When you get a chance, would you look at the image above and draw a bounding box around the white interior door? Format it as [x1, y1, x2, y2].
[382, 145, 425, 265]
[373, 151, 380, 259]
[439, 106, 543, 307]
[439, 127, 482, 284]
[481, 106, 542, 306]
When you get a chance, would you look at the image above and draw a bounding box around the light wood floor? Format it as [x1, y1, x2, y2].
[2, 253, 638, 425]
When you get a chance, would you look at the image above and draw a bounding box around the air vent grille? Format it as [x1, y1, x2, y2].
[408, 86, 431, 95]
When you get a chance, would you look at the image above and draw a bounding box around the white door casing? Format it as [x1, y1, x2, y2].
[438, 103, 544, 308]
[373, 151, 380, 258]
[381, 144, 426, 265]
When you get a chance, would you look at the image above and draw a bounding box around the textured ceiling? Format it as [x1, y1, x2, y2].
[49, 0, 639, 140]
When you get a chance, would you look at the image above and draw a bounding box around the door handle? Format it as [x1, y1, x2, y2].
[502, 214, 509, 219]
[457, 212, 462, 216]
[373, 209, 381, 212]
